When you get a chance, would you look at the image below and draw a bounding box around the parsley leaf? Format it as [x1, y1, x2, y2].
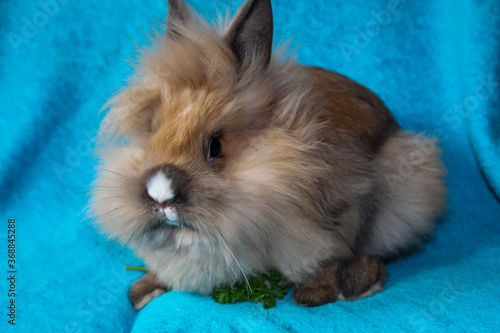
[211, 270, 288, 309]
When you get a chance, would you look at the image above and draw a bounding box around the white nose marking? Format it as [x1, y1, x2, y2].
[147, 171, 175, 203]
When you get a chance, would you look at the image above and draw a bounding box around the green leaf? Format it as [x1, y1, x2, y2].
[262, 297, 277, 309]
[211, 270, 289, 309]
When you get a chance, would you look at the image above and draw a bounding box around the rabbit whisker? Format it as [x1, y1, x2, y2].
[98, 168, 127, 178]
[213, 227, 252, 294]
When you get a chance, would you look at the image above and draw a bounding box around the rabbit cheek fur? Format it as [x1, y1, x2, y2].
[91, 0, 447, 309]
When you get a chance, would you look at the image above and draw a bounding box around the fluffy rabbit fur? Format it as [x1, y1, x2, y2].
[91, 0, 447, 309]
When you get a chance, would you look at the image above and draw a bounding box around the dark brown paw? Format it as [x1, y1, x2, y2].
[336, 255, 387, 301]
[293, 260, 342, 307]
[128, 272, 169, 310]
[293, 255, 387, 307]
[293, 283, 339, 307]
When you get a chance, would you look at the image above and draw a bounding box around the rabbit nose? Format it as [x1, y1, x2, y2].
[144, 163, 190, 207]
[158, 199, 174, 208]
[146, 170, 176, 205]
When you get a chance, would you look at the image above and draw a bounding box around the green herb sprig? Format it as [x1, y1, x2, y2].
[211, 270, 288, 309]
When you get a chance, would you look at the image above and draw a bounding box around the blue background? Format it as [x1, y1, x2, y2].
[1, 0, 499, 332]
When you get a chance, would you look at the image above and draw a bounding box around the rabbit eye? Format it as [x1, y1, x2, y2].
[207, 136, 222, 160]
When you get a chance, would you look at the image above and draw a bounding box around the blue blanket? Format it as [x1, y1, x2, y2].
[1, 0, 499, 332]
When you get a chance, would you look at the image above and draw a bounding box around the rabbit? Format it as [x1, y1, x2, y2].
[91, 0, 447, 310]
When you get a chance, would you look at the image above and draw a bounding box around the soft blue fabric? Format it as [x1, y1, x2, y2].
[1, 0, 499, 332]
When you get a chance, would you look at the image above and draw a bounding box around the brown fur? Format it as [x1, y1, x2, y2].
[91, 0, 447, 308]
[129, 272, 169, 310]
[293, 255, 387, 307]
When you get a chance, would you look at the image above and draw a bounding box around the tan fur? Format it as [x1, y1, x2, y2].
[90, 0, 447, 303]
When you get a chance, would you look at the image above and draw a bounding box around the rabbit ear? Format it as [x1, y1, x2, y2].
[225, 0, 273, 72]
[167, 0, 192, 38]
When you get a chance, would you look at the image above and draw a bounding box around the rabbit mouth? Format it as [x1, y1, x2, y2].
[144, 198, 197, 232]
[162, 220, 195, 230]
[164, 218, 180, 227]
[156, 207, 195, 230]
[151, 213, 197, 232]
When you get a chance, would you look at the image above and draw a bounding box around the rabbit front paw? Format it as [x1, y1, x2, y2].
[128, 272, 169, 310]
[293, 255, 387, 307]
